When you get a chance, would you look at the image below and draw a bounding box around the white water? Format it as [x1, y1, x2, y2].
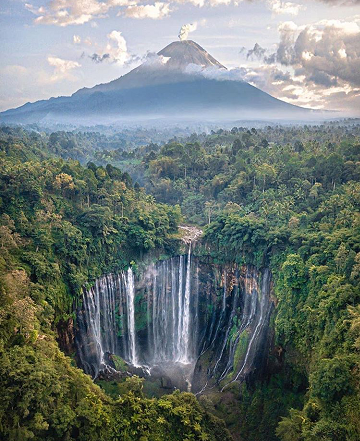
[77, 248, 198, 377]
[179, 245, 192, 363]
[85, 282, 104, 366]
[146, 249, 195, 365]
[124, 268, 138, 366]
[76, 255, 272, 392]
[176, 255, 184, 359]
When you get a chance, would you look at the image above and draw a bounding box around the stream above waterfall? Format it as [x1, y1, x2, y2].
[75, 248, 274, 393]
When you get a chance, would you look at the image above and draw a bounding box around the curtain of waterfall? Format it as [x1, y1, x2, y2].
[76, 256, 273, 392]
[76, 245, 198, 377]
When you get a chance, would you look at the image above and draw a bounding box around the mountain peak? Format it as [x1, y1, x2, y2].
[158, 40, 226, 70]
[0, 38, 313, 125]
[72, 39, 226, 95]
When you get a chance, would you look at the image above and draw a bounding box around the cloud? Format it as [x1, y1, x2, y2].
[198, 63, 359, 112]
[25, 0, 132, 27]
[178, 23, 197, 41]
[319, 0, 360, 4]
[181, 16, 360, 113]
[25, 0, 235, 27]
[117, 51, 171, 67]
[235, 18, 360, 113]
[247, 43, 266, 60]
[174, 0, 237, 6]
[142, 52, 171, 65]
[267, 0, 305, 16]
[106, 30, 129, 64]
[23, 0, 360, 27]
[270, 19, 360, 86]
[90, 53, 111, 63]
[123, 2, 170, 19]
[185, 63, 245, 81]
[89, 30, 130, 64]
[208, 0, 235, 4]
[174, 0, 205, 5]
[47, 57, 81, 81]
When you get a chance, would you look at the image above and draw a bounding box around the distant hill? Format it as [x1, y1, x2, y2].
[0, 40, 316, 125]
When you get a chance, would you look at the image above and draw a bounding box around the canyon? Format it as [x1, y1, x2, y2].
[75, 238, 275, 394]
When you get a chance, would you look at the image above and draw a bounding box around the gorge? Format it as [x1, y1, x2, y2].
[1, 124, 359, 441]
[75, 240, 275, 394]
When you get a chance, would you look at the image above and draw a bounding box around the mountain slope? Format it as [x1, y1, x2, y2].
[0, 40, 314, 125]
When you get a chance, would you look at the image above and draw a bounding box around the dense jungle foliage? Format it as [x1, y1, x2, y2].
[110, 123, 360, 441]
[0, 133, 232, 440]
[0, 122, 359, 441]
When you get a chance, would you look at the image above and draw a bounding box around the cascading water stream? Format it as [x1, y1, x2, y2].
[86, 281, 104, 367]
[124, 267, 138, 367]
[76, 252, 273, 392]
[218, 268, 258, 382]
[179, 245, 192, 363]
[176, 255, 184, 360]
[220, 269, 272, 391]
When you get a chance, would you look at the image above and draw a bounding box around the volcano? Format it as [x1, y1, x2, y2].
[0, 40, 315, 125]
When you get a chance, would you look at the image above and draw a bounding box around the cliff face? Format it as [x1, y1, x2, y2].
[75, 250, 275, 393]
[56, 317, 75, 356]
[193, 262, 274, 393]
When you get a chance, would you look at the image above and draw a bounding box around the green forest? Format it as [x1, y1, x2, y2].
[0, 122, 359, 441]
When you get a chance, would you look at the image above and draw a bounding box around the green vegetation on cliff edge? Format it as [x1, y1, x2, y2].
[1, 123, 359, 441]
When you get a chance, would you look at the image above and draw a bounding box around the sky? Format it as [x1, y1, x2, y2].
[1, 0, 360, 114]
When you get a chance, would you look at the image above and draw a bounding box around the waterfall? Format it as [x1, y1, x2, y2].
[76, 246, 198, 378]
[219, 268, 272, 391]
[124, 268, 138, 366]
[218, 267, 258, 382]
[176, 256, 184, 359]
[85, 281, 104, 367]
[179, 245, 192, 363]
[76, 275, 119, 377]
[192, 266, 273, 394]
[146, 249, 194, 364]
[76, 255, 273, 392]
